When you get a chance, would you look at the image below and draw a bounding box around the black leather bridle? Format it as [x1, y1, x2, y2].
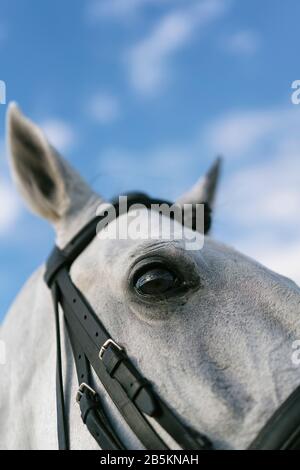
[44, 193, 300, 450]
[44, 194, 212, 450]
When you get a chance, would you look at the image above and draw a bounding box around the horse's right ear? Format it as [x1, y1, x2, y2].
[6, 103, 94, 223]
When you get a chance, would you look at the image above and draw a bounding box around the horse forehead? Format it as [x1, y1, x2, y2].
[70, 223, 204, 288]
[70, 212, 240, 280]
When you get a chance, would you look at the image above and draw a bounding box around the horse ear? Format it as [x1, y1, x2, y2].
[176, 157, 222, 207]
[6, 102, 94, 223]
[176, 157, 222, 233]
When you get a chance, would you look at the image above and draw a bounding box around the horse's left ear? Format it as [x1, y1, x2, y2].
[176, 157, 222, 233]
[6, 102, 95, 224]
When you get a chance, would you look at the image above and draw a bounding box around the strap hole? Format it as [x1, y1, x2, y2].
[84, 315, 87, 320]
[95, 332, 99, 337]
[81, 374, 84, 379]
[78, 355, 81, 360]
[73, 299, 76, 303]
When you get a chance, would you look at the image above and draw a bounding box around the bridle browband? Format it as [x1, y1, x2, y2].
[44, 194, 212, 450]
[44, 193, 300, 451]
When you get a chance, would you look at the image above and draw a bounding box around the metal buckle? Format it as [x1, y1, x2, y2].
[99, 338, 123, 360]
[76, 382, 96, 403]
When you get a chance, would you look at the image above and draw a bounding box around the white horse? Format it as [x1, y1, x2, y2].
[1, 103, 300, 450]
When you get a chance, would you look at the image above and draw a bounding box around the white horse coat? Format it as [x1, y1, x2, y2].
[1, 104, 300, 450]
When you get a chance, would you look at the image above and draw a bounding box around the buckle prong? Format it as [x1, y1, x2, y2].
[76, 382, 96, 403]
[99, 339, 123, 360]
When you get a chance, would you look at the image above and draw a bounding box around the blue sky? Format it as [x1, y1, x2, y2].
[1, 0, 300, 320]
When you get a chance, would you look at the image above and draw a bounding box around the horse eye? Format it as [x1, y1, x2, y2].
[134, 268, 179, 295]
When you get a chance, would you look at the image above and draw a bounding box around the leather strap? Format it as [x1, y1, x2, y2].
[66, 319, 125, 450]
[249, 385, 300, 450]
[52, 283, 69, 450]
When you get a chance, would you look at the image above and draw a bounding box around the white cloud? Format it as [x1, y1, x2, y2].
[204, 107, 300, 159]
[0, 179, 21, 235]
[126, 0, 229, 94]
[0, 138, 22, 235]
[87, 92, 121, 124]
[224, 30, 260, 56]
[40, 119, 75, 152]
[221, 153, 300, 228]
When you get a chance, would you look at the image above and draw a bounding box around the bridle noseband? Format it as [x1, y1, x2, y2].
[44, 193, 300, 450]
